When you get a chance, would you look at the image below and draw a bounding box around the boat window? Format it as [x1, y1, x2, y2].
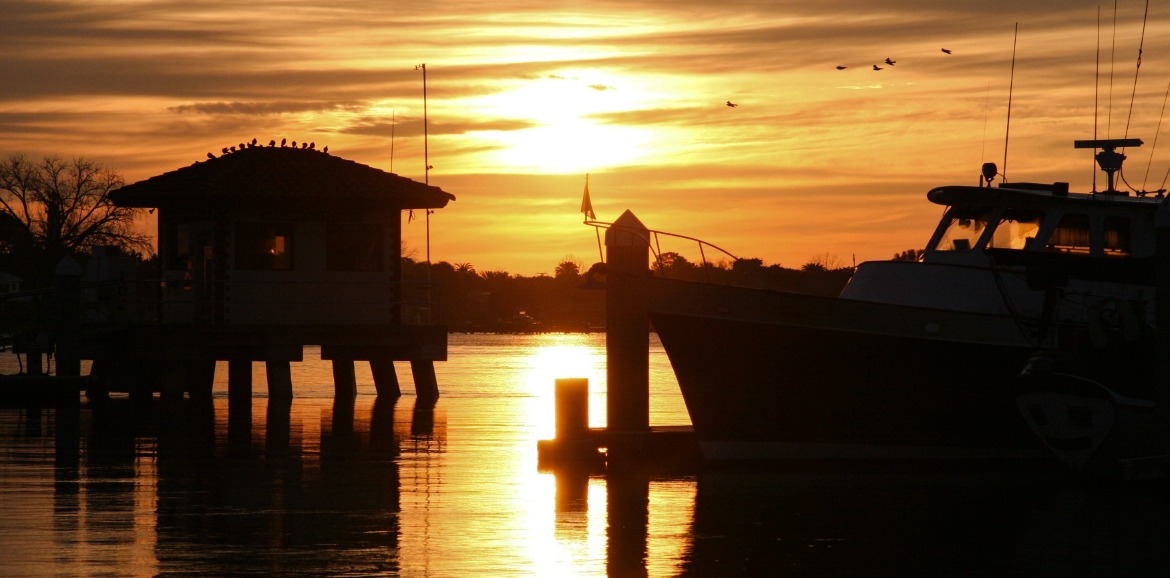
[932, 208, 989, 252]
[1103, 216, 1131, 257]
[1046, 214, 1091, 254]
[987, 208, 1044, 250]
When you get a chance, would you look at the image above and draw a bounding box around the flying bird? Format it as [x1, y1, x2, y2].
[884, 58, 896, 66]
[941, 48, 952, 54]
[726, 100, 738, 107]
[836, 65, 847, 70]
[873, 64, 883, 70]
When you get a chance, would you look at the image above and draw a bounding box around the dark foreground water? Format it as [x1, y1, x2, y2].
[2, 333, 1170, 576]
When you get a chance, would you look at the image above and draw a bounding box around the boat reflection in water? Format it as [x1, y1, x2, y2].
[3, 335, 1170, 575]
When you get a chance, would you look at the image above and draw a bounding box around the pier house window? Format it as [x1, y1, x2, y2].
[988, 209, 1043, 250]
[933, 208, 989, 251]
[327, 223, 384, 271]
[1103, 216, 1131, 257]
[1046, 214, 1091, 255]
[235, 222, 293, 270]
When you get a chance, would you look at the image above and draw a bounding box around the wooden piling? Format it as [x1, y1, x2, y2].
[228, 359, 252, 401]
[266, 359, 293, 400]
[411, 360, 439, 403]
[555, 378, 590, 440]
[332, 358, 358, 399]
[605, 210, 651, 434]
[53, 257, 82, 378]
[370, 357, 402, 398]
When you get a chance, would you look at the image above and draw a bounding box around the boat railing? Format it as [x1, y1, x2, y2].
[584, 218, 745, 284]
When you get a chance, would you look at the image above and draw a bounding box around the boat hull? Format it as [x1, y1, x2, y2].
[646, 277, 1057, 465]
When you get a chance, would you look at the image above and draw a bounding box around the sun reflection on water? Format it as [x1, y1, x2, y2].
[522, 337, 607, 440]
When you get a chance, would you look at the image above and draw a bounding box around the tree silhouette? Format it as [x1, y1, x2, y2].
[0, 154, 151, 284]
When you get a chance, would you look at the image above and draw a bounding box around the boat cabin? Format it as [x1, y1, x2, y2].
[922, 184, 1158, 266]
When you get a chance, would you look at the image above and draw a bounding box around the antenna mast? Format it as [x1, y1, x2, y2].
[1003, 22, 1018, 183]
[415, 63, 431, 268]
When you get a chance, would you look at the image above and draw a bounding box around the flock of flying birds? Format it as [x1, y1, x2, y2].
[838, 47, 953, 71]
[726, 48, 953, 107]
[207, 138, 329, 159]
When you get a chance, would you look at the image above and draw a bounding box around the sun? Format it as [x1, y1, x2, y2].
[473, 72, 654, 173]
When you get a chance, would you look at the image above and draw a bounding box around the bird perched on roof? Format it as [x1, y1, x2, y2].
[726, 100, 738, 107]
[207, 152, 215, 160]
[291, 141, 297, 148]
[884, 58, 896, 65]
[941, 48, 952, 54]
[230, 146, 237, 153]
[873, 64, 883, 70]
[269, 140, 276, 147]
[309, 142, 315, 150]
[322, 146, 329, 154]
[301, 142, 308, 149]
[222, 147, 229, 155]
[281, 138, 287, 147]
[251, 138, 258, 147]
[836, 65, 847, 70]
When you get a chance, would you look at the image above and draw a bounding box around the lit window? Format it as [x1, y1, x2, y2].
[235, 222, 293, 270]
[988, 209, 1044, 250]
[1103, 216, 1131, 257]
[1046, 214, 1091, 254]
[932, 208, 989, 251]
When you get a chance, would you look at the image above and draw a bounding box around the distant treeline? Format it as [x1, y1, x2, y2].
[401, 252, 857, 333]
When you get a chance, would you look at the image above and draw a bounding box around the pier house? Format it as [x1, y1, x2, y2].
[91, 144, 455, 401]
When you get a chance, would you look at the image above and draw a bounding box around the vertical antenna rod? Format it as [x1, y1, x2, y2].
[415, 63, 431, 268]
[1003, 22, 1018, 183]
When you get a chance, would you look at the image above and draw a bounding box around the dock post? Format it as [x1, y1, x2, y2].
[370, 357, 402, 398]
[53, 257, 82, 378]
[332, 359, 358, 399]
[266, 359, 293, 400]
[556, 378, 590, 440]
[411, 360, 439, 404]
[228, 358, 252, 401]
[187, 358, 215, 401]
[605, 210, 651, 435]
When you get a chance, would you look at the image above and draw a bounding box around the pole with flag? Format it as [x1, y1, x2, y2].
[581, 174, 596, 222]
[581, 174, 603, 262]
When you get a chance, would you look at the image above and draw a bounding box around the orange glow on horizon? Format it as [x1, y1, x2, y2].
[4, 1, 1168, 275]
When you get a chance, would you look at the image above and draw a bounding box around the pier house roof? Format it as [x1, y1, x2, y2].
[110, 146, 455, 211]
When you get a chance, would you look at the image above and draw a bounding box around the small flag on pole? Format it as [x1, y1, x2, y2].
[580, 174, 596, 221]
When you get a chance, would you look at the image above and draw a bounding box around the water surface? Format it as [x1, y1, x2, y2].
[1, 333, 1168, 576]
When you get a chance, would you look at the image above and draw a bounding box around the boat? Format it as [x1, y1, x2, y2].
[617, 138, 1165, 469]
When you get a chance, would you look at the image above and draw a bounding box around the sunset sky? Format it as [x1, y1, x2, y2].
[4, 1, 1170, 275]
